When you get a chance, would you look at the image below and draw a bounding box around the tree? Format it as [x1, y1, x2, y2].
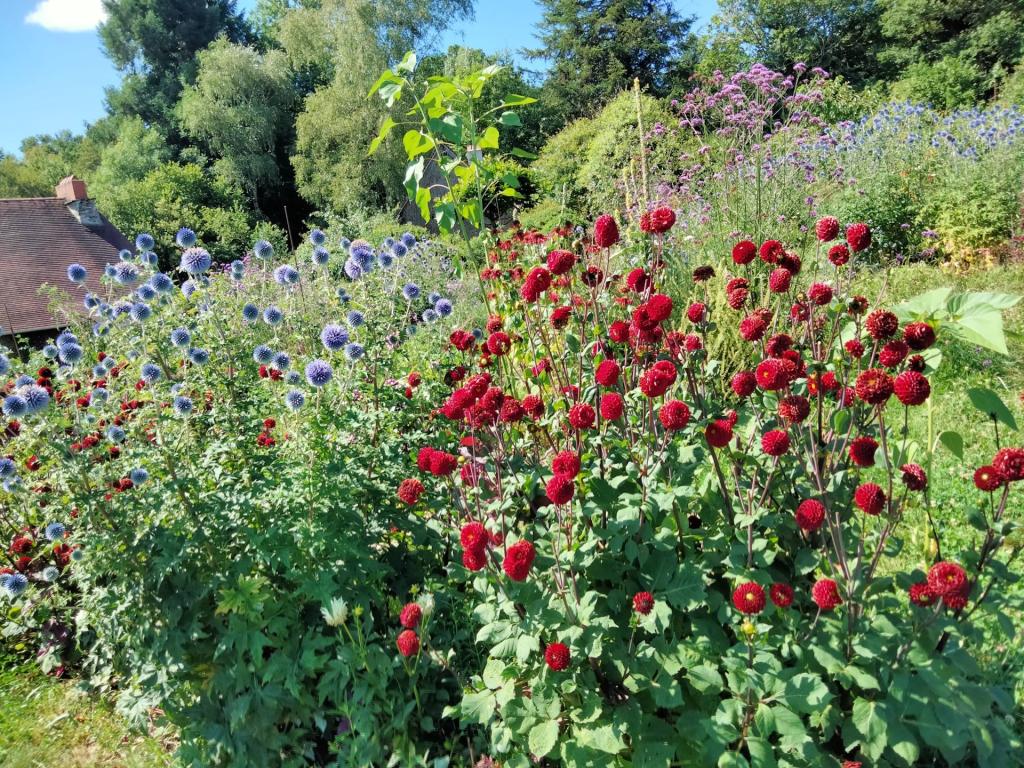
[528, 0, 697, 121]
[99, 0, 248, 138]
[179, 39, 296, 208]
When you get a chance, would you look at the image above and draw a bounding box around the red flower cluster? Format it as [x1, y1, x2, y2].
[639, 360, 677, 397]
[397, 478, 424, 506]
[502, 540, 536, 581]
[639, 206, 676, 234]
[417, 447, 458, 476]
[593, 214, 619, 248]
[795, 499, 825, 532]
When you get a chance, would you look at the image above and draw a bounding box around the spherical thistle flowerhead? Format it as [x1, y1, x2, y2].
[20, 385, 49, 415]
[44, 522, 66, 541]
[399, 602, 422, 629]
[846, 222, 871, 252]
[2, 572, 28, 598]
[632, 591, 655, 615]
[854, 482, 886, 515]
[659, 399, 691, 431]
[343, 259, 363, 280]
[768, 268, 792, 293]
[137, 284, 157, 301]
[893, 370, 930, 406]
[262, 306, 284, 326]
[795, 499, 826, 532]
[173, 396, 194, 416]
[272, 352, 291, 371]
[3, 396, 27, 418]
[59, 342, 84, 365]
[309, 228, 327, 247]
[343, 343, 365, 362]
[113, 262, 140, 285]
[807, 282, 833, 306]
[993, 447, 1024, 482]
[284, 389, 305, 411]
[848, 436, 879, 467]
[305, 359, 333, 387]
[502, 540, 537, 582]
[179, 247, 212, 275]
[129, 467, 149, 485]
[148, 273, 172, 295]
[568, 402, 596, 430]
[600, 392, 623, 420]
[546, 474, 575, 505]
[900, 463, 928, 491]
[435, 298, 453, 317]
[106, 424, 126, 444]
[812, 578, 842, 611]
[397, 478, 424, 506]
[140, 362, 162, 384]
[904, 321, 936, 351]
[135, 232, 155, 251]
[396, 629, 420, 657]
[827, 243, 850, 266]
[865, 309, 899, 340]
[854, 368, 894, 406]
[594, 214, 619, 248]
[181, 279, 198, 298]
[815, 216, 840, 242]
[927, 561, 968, 598]
[320, 324, 350, 352]
[761, 429, 790, 456]
[402, 282, 421, 301]
[973, 464, 1005, 491]
[175, 227, 197, 248]
[732, 582, 766, 614]
[0, 457, 15, 478]
[170, 327, 191, 348]
[551, 450, 581, 478]
[770, 583, 794, 608]
[67, 263, 88, 284]
[253, 345, 275, 365]
[273, 264, 299, 285]
[251, 238, 275, 260]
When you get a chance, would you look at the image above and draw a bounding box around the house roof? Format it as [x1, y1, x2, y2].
[0, 197, 131, 335]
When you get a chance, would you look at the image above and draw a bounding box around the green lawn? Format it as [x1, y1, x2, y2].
[0, 668, 174, 768]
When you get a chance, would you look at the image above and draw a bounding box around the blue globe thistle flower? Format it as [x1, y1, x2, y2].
[2, 573, 28, 598]
[104, 264, 117, 278]
[320, 324, 349, 351]
[285, 389, 305, 411]
[312, 246, 330, 267]
[336, 288, 350, 304]
[140, 363, 162, 384]
[230, 260, 245, 277]
[435, 298, 453, 317]
[343, 259, 363, 280]
[14, 375, 34, 388]
[173, 396, 193, 416]
[42, 345, 59, 360]
[91, 363, 106, 377]
[272, 352, 291, 371]
[344, 343, 365, 362]
[112, 300, 133, 318]
[0, 353, 8, 374]
[382, 237, 395, 249]
[339, 237, 351, 251]
[378, 252, 395, 269]
[391, 242, 407, 258]
[422, 308, 438, 323]
[71, 549, 84, 562]
[41, 566, 60, 583]
[170, 328, 191, 347]
[349, 239, 373, 262]
[130, 303, 152, 322]
[84, 294, 99, 310]
[285, 371, 301, 385]
[427, 291, 441, 305]
[180, 247, 212, 274]
[44, 522, 65, 541]
[181, 280, 198, 298]
[106, 425, 126, 443]
[136, 284, 157, 301]
[102, 356, 116, 371]
[150, 273, 173, 294]
[273, 264, 299, 285]
[2, 477, 21, 493]
[141, 251, 159, 266]
[130, 467, 149, 484]
[241, 304, 259, 323]
[253, 239, 274, 260]
[0, 457, 15, 478]
[67, 263, 87, 283]
[402, 283, 420, 301]
[135, 233, 155, 251]
[176, 227, 197, 248]
[346, 310, 365, 327]
[188, 348, 210, 366]
[310, 229, 327, 246]
[59, 343, 84, 365]
[305, 359, 333, 387]
[119, 248, 134, 262]
[3, 395, 29, 418]
[401, 232, 417, 248]
[114, 263, 140, 285]
[91, 387, 108, 404]
[22, 385, 50, 414]
[472, 327, 484, 340]
[262, 306, 284, 326]
[253, 345, 275, 364]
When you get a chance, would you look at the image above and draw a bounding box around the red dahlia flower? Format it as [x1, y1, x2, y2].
[815, 216, 840, 242]
[595, 359, 620, 387]
[759, 240, 784, 264]
[768, 268, 792, 293]
[973, 465, 1004, 491]
[600, 392, 623, 420]
[732, 582, 766, 614]
[761, 430, 790, 456]
[807, 282, 833, 305]
[396, 630, 420, 657]
[546, 474, 575, 505]
[639, 360, 677, 397]
[568, 403, 596, 430]
[399, 603, 422, 629]
[848, 436, 879, 467]
[827, 244, 850, 266]
[633, 591, 655, 615]
[770, 583, 794, 608]
[552, 450, 581, 478]
[846, 222, 871, 252]
[731, 371, 757, 398]
[544, 642, 570, 671]
[594, 215, 619, 248]
[659, 399, 691, 431]
[879, 340, 909, 368]
[900, 463, 928, 491]
[909, 582, 937, 607]
[397, 478, 424, 506]
[462, 548, 486, 571]
[646, 294, 673, 323]
[647, 206, 676, 233]
[739, 314, 767, 341]
[609, 320, 630, 343]
[460, 522, 488, 552]
[904, 321, 936, 350]
[855, 368, 894, 405]
[755, 359, 789, 391]
[854, 483, 886, 515]
[546, 249, 576, 275]
[865, 309, 899, 340]
[503, 540, 536, 581]
[486, 331, 511, 356]
[992, 447, 1024, 482]
[705, 419, 733, 448]
[778, 395, 810, 424]
[811, 578, 842, 611]
[522, 394, 545, 419]
[687, 302, 707, 324]
[732, 240, 757, 265]
[893, 371, 930, 406]
[927, 561, 967, 598]
[795, 499, 826, 532]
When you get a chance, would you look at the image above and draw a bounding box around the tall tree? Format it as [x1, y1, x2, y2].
[99, 0, 248, 139]
[528, 0, 697, 120]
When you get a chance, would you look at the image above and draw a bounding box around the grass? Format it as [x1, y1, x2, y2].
[0, 667, 174, 768]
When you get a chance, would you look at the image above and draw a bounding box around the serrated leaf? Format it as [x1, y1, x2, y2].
[574, 723, 626, 754]
[528, 720, 560, 757]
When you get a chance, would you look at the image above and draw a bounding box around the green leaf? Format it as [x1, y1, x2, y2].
[402, 130, 435, 159]
[497, 111, 522, 127]
[511, 146, 538, 159]
[528, 720, 560, 757]
[574, 724, 626, 754]
[689, 663, 723, 694]
[460, 689, 496, 725]
[937, 430, 964, 459]
[948, 311, 1010, 355]
[781, 673, 832, 713]
[893, 287, 952, 320]
[367, 68, 401, 97]
[500, 93, 538, 107]
[368, 116, 396, 156]
[396, 50, 417, 73]
[478, 125, 500, 151]
[849, 698, 887, 761]
[967, 387, 1018, 430]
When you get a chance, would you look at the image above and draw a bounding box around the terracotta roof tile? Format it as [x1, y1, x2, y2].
[0, 197, 131, 335]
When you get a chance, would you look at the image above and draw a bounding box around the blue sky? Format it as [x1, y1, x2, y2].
[0, 0, 719, 154]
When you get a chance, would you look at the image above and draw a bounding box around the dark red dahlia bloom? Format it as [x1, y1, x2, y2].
[609, 320, 630, 343]
[846, 222, 871, 252]
[396, 629, 420, 657]
[761, 429, 790, 456]
[499, 398, 524, 423]
[732, 240, 757, 265]
[780, 251, 802, 275]
[646, 294, 674, 323]
[768, 267, 792, 293]
[778, 395, 810, 424]
[600, 392, 623, 420]
[827, 244, 850, 266]
[639, 360, 677, 397]
[848, 436, 879, 467]
[795, 499, 826, 531]
[770, 583, 794, 608]
[974, 465, 1004, 491]
[765, 333, 792, 357]
[855, 368, 894, 405]
[992, 447, 1024, 482]
[568, 403, 596, 430]
[739, 314, 767, 342]
[927, 561, 967, 598]
[865, 309, 899, 340]
[893, 371, 930, 406]
[815, 216, 840, 242]
[909, 582, 937, 607]
[522, 394, 545, 420]
[807, 282, 833, 306]
[594, 214, 619, 248]
[755, 359, 789, 391]
[397, 478, 424, 506]
[726, 288, 748, 310]
[429, 451, 458, 476]
[552, 450, 581, 478]
[547, 249, 576, 275]
[550, 306, 572, 329]
[732, 582, 766, 614]
[705, 418, 733, 448]
[854, 482, 886, 515]
[731, 371, 757, 398]
[625, 268, 651, 294]
[693, 265, 715, 282]
[686, 302, 707, 324]
[400, 603, 422, 629]
[904, 321, 936, 351]
[596, 359, 620, 387]
[943, 583, 970, 611]
[546, 474, 575, 505]
[633, 591, 655, 615]
[659, 399, 691, 431]
[460, 522, 488, 552]
[879, 340, 909, 368]
[544, 642, 570, 671]
[462, 548, 486, 571]
[648, 206, 676, 233]
[812, 578, 842, 611]
[759, 240, 784, 264]
[503, 540, 536, 581]
[486, 331, 511, 356]
[900, 463, 928, 491]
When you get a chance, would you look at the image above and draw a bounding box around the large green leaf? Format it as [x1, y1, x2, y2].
[967, 387, 1018, 430]
[528, 720, 560, 757]
[402, 129, 435, 160]
[368, 116, 396, 156]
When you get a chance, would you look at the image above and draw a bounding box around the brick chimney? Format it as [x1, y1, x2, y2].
[56, 175, 102, 228]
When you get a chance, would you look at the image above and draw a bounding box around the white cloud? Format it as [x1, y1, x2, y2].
[26, 0, 108, 33]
